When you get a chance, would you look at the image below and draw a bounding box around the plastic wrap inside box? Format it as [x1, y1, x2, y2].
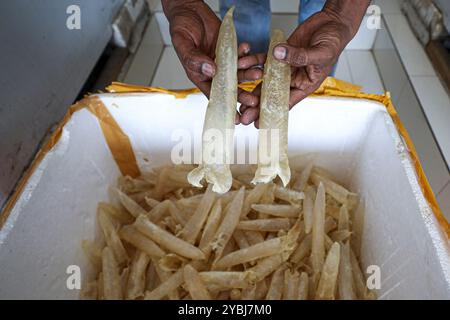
[0, 92, 449, 299]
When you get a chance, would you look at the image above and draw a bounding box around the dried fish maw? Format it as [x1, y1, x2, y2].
[188, 7, 237, 194]
[252, 29, 291, 186]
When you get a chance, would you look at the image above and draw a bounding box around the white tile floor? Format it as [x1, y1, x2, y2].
[383, 14, 436, 77]
[410, 76, 450, 167]
[151, 47, 385, 95]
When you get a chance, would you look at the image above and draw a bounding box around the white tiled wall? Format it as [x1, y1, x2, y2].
[151, 46, 194, 89]
[335, 52, 352, 83]
[346, 50, 384, 94]
[373, 24, 408, 105]
[270, 14, 298, 36]
[346, 16, 378, 50]
[154, 12, 171, 45]
[122, 15, 164, 85]
[148, 0, 384, 92]
[151, 46, 382, 92]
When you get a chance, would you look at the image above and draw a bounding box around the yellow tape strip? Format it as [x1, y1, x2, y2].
[105, 78, 362, 97]
[86, 97, 141, 178]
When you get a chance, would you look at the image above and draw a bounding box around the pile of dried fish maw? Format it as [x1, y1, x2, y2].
[81, 163, 376, 300]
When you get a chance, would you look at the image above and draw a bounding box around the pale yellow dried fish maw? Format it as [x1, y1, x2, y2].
[252, 29, 291, 186]
[188, 7, 237, 194]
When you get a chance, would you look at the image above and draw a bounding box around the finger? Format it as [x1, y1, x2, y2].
[238, 86, 261, 107]
[273, 44, 333, 67]
[254, 119, 260, 129]
[239, 103, 249, 115]
[172, 31, 217, 78]
[238, 68, 263, 82]
[195, 80, 213, 98]
[289, 67, 329, 107]
[235, 112, 240, 125]
[289, 88, 308, 109]
[238, 53, 266, 69]
[240, 107, 260, 125]
[238, 42, 251, 58]
[290, 68, 312, 91]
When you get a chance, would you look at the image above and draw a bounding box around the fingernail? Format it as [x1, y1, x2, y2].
[201, 63, 214, 77]
[274, 46, 286, 60]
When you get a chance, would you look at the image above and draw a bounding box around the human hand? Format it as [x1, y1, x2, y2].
[238, 1, 369, 127]
[163, 0, 262, 123]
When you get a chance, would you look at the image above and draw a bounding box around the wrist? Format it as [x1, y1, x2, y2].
[322, 0, 371, 39]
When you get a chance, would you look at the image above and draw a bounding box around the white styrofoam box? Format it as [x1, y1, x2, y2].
[0, 92, 449, 299]
[0, 109, 121, 299]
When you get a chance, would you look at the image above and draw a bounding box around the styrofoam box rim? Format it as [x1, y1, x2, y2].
[0, 92, 449, 299]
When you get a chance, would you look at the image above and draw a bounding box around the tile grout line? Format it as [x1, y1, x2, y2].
[437, 178, 450, 197]
[344, 51, 355, 84]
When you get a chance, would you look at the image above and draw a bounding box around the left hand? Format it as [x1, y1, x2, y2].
[238, 9, 355, 127]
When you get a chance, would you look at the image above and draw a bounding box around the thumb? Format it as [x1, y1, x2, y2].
[183, 48, 217, 78]
[172, 31, 217, 78]
[273, 44, 331, 67]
